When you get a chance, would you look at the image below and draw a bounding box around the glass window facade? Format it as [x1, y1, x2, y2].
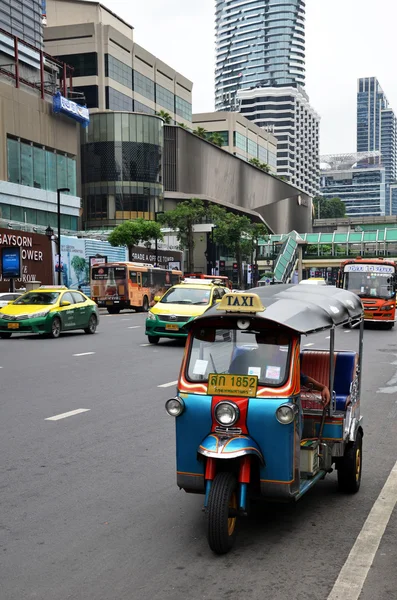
[175, 96, 192, 122]
[134, 71, 155, 101]
[0, 0, 43, 48]
[134, 100, 155, 115]
[105, 54, 132, 88]
[234, 132, 247, 152]
[82, 113, 164, 226]
[56, 53, 98, 77]
[156, 84, 174, 112]
[7, 137, 77, 195]
[215, 0, 306, 110]
[0, 203, 78, 230]
[247, 139, 258, 157]
[73, 85, 99, 109]
[106, 87, 133, 111]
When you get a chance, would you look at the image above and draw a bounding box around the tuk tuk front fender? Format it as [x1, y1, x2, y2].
[198, 434, 265, 465]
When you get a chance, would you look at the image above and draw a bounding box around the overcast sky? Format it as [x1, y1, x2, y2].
[102, 0, 397, 155]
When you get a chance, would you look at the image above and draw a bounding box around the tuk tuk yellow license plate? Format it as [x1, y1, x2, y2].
[8, 322, 19, 329]
[165, 323, 179, 331]
[208, 373, 258, 398]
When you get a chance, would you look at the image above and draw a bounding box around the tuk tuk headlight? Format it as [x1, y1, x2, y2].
[165, 396, 184, 417]
[215, 401, 239, 426]
[276, 403, 298, 425]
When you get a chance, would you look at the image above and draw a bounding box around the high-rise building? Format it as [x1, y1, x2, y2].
[357, 77, 397, 214]
[44, 0, 193, 126]
[320, 152, 386, 217]
[215, 0, 306, 112]
[0, 0, 44, 48]
[239, 86, 320, 196]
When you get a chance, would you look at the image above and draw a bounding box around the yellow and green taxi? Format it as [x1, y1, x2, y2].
[0, 286, 99, 339]
[145, 282, 228, 344]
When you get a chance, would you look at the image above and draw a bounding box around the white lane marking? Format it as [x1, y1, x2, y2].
[344, 330, 351, 333]
[158, 380, 178, 388]
[327, 460, 397, 600]
[128, 326, 141, 329]
[325, 336, 330, 339]
[121, 319, 132, 321]
[45, 408, 91, 421]
[304, 343, 314, 347]
[140, 343, 151, 347]
[73, 352, 95, 357]
[377, 354, 397, 394]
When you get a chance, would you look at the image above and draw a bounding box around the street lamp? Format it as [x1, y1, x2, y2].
[57, 188, 70, 285]
[154, 211, 164, 267]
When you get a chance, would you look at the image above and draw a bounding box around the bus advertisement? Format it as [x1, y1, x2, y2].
[90, 262, 182, 313]
[337, 258, 397, 328]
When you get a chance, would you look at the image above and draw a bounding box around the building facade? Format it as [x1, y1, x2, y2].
[320, 152, 386, 217]
[81, 112, 164, 229]
[0, 27, 82, 233]
[192, 111, 277, 171]
[0, 0, 43, 48]
[357, 77, 397, 214]
[215, 0, 306, 111]
[44, 0, 193, 126]
[238, 86, 319, 196]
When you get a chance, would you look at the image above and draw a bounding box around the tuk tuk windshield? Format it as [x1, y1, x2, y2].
[188, 328, 290, 387]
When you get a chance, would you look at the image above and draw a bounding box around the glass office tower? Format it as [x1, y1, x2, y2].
[0, 0, 43, 49]
[215, 0, 306, 111]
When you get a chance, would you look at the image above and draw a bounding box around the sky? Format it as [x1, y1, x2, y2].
[102, 0, 397, 155]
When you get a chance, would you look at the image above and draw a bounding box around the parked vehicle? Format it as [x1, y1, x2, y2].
[0, 292, 24, 308]
[165, 284, 364, 554]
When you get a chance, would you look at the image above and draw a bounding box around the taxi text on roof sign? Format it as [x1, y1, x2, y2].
[217, 292, 265, 313]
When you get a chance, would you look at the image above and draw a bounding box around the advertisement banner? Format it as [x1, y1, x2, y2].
[0, 229, 52, 292]
[129, 246, 183, 269]
[1, 247, 22, 279]
[53, 92, 90, 127]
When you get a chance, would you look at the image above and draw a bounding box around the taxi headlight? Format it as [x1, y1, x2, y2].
[165, 396, 184, 417]
[31, 309, 50, 319]
[147, 311, 157, 321]
[276, 403, 297, 425]
[215, 402, 239, 426]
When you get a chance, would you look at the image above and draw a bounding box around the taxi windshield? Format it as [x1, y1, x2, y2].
[343, 271, 394, 299]
[160, 287, 211, 305]
[188, 328, 290, 387]
[14, 292, 60, 305]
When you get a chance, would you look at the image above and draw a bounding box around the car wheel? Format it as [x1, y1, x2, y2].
[50, 317, 61, 339]
[148, 335, 160, 344]
[0, 332, 12, 339]
[84, 314, 97, 334]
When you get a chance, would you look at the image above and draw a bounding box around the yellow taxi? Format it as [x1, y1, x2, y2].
[0, 286, 99, 339]
[145, 281, 229, 344]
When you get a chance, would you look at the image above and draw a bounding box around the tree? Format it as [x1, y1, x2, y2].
[208, 132, 224, 147]
[108, 219, 163, 256]
[314, 196, 346, 219]
[193, 126, 207, 139]
[178, 122, 189, 129]
[71, 256, 86, 283]
[157, 110, 172, 124]
[157, 198, 208, 273]
[212, 211, 253, 288]
[248, 157, 270, 173]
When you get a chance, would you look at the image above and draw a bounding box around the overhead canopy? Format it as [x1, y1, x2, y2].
[194, 284, 363, 334]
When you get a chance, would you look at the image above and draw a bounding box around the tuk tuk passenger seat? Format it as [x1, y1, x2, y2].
[333, 352, 358, 411]
[300, 351, 333, 412]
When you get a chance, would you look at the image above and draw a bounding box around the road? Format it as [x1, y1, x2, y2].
[1, 314, 397, 600]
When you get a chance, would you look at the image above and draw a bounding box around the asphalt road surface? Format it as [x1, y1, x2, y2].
[2, 313, 397, 600]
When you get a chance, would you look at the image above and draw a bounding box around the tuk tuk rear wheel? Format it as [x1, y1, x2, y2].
[207, 472, 238, 555]
[337, 430, 363, 493]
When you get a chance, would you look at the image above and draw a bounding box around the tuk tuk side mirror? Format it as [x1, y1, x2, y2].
[195, 328, 216, 342]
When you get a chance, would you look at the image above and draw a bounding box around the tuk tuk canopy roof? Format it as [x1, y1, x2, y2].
[196, 284, 363, 334]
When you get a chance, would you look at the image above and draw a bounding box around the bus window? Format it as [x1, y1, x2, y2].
[171, 273, 181, 285]
[153, 271, 165, 287]
[142, 272, 150, 287]
[130, 271, 137, 284]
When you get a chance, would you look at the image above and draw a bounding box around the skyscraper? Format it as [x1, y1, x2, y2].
[215, 0, 306, 111]
[0, 0, 44, 49]
[357, 77, 397, 214]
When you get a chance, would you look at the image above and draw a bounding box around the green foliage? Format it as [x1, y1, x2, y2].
[108, 219, 163, 249]
[178, 122, 189, 129]
[208, 132, 224, 147]
[71, 256, 86, 280]
[193, 126, 207, 139]
[314, 196, 346, 219]
[156, 110, 172, 124]
[248, 157, 270, 173]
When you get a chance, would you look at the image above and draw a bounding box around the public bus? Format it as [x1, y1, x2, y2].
[183, 273, 233, 289]
[337, 257, 397, 328]
[90, 262, 183, 313]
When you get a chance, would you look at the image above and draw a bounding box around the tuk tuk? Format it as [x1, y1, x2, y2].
[165, 284, 364, 554]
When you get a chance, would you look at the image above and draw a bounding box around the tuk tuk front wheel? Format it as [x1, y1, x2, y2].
[207, 472, 238, 555]
[337, 430, 363, 493]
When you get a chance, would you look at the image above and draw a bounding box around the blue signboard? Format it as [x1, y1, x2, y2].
[53, 92, 90, 127]
[1, 247, 22, 278]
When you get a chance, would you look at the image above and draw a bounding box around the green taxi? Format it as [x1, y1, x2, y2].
[0, 286, 99, 339]
[145, 282, 228, 344]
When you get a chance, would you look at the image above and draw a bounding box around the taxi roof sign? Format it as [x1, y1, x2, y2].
[217, 292, 265, 313]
